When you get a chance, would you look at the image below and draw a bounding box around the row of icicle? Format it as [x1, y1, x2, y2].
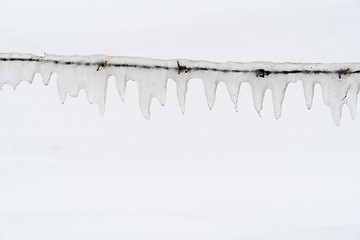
[1, 53, 360, 125]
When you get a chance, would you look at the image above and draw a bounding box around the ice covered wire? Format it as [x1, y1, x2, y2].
[0, 53, 359, 125]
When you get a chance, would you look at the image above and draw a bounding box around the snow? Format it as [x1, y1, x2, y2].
[0, 0, 360, 239]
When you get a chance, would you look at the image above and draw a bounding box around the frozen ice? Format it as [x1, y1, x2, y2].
[0, 53, 359, 125]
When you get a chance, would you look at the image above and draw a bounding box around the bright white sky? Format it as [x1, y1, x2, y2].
[0, 0, 360, 239]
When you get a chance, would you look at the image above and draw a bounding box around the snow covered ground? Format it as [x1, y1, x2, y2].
[0, 0, 360, 239]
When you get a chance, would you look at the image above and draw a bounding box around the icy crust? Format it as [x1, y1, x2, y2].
[1, 53, 360, 125]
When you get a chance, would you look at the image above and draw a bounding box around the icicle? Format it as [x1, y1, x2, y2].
[127, 69, 168, 119]
[248, 76, 267, 117]
[269, 76, 288, 119]
[177, 80, 188, 114]
[224, 74, 245, 112]
[203, 77, 218, 110]
[171, 75, 190, 114]
[39, 63, 53, 86]
[137, 85, 152, 119]
[225, 81, 240, 111]
[315, 72, 359, 125]
[0, 54, 39, 90]
[53, 59, 109, 115]
[113, 71, 127, 103]
[343, 85, 358, 119]
[302, 79, 315, 109]
[41, 71, 52, 86]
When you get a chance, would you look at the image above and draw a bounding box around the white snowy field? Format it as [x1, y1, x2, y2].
[1, 0, 360, 239]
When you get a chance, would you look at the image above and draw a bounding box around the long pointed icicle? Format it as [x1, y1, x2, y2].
[1, 53, 360, 125]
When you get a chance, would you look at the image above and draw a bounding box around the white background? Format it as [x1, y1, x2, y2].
[0, 0, 360, 239]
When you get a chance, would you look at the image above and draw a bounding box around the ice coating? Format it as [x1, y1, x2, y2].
[0, 53, 360, 125]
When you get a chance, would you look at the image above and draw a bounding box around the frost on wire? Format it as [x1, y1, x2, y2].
[0, 53, 359, 125]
